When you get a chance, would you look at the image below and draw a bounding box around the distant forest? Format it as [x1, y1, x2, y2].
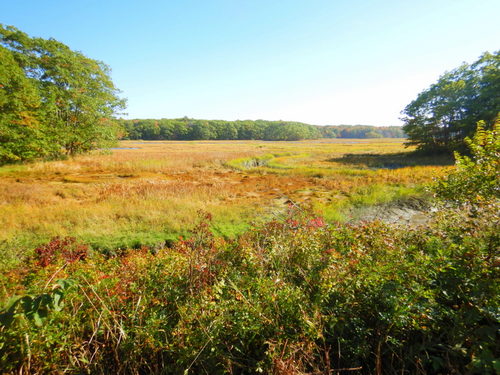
[119, 118, 405, 141]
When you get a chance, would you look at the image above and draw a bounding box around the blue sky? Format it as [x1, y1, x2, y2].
[2, 0, 499, 125]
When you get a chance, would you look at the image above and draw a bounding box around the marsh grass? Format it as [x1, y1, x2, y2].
[329, 151, 455, 168]
[0, 139, 448, 271]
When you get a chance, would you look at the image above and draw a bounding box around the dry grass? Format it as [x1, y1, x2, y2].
[0, 139, 452, 257]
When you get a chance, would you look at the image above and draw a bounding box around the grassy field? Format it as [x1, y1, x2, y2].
[0, 139, 452, 268]
[0, 139, 446, 255]
[1, 138, 498, 375]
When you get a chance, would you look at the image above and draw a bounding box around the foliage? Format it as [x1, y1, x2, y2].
[434, 119, 500, 203]
[0, 200, 498, 373]
[0, 279, 74, 328]
[34, 237, 89, 267]
[0, 46, 44, 163]
[119, 118, 322, 141]
[402, 51, 499, 153]
[119, 118, 405, 141]
[0, 24, 125, 163]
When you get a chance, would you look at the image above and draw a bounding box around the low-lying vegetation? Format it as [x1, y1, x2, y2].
[0, 202, 497, 374]
[0, 125, 498, 374]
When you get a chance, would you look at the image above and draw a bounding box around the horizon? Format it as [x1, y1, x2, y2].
[2, 0, 499, 126]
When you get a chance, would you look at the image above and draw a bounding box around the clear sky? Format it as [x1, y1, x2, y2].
[2, 0, 499, 125]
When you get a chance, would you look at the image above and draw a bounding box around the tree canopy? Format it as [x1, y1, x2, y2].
[119, 118, 404, 141]
[0, 24, 125, 163]
[402, 51, 499, 153]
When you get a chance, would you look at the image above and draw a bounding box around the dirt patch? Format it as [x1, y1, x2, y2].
[349, 198, 436, 226]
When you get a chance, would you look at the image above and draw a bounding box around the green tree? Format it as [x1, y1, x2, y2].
[216, 122, 238, 139]
[188, 121, 216, 140]
[0, 46, 59, 163]
[402, 51, 499, 153]
[0, 24, 125, 161]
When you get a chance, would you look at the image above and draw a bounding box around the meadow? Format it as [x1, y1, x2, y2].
[0, 139, 450, 269]
[1, 138, 498, 374]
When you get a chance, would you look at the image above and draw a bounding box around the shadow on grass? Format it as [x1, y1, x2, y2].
[329, 151, 455, 169]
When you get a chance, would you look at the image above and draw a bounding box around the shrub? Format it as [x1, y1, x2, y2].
[0, 197, 498, 373]
[434, 119, 500, 204]
[34, 236, 88, 267]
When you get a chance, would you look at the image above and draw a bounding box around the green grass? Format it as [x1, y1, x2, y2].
[224, 154, 274, 170]
[225, 152, 306, 170]
[0, 164, 29, 176]
[315, 183, 426, 223]
[348, 183, 423, 207]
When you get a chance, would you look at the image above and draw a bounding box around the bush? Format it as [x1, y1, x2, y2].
[434, 119, 500, 204]
[1, 204, 498, 373]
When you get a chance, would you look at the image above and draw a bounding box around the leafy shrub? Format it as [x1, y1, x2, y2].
[434, 119, 500, 204]
[34, 236, 88, 267]
[0, 200, 498, 374]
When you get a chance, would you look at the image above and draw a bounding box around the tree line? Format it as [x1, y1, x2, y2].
[317, 124, 405, 139]
[119, 118, 405, 141]
[119, 119, 320, 141]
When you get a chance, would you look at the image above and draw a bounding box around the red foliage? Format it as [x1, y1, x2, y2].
[174, 211, 221, 292]
[307, 217, 326, 228]
[35, 237, 88, 267]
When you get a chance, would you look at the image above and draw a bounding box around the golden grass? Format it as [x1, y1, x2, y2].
[0, 139, 452, 254]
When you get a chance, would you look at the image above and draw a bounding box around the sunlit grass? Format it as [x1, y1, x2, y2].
[0, 138, 452, 267]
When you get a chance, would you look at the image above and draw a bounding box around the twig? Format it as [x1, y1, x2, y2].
[43, 262, 68, 290]
[332, 367, 362, 372]
[184, 336, 212, 374]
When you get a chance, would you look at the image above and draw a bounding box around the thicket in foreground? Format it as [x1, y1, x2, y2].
[0, 214, 498, 373]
